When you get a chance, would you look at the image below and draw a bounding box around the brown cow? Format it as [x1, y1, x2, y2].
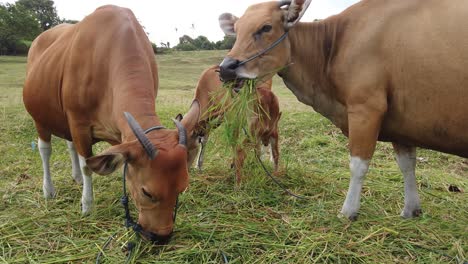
[218, 0, 468, 220]
[23, 5, 199, 241]
[177, 65, 281, 183]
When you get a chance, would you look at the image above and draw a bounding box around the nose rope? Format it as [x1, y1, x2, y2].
[237, 31, 289, 67]
[97, 125, 182, 263]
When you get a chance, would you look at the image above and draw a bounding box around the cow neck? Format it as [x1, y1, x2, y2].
[279, 19, 348, 128]
[115, 88, 162, 143]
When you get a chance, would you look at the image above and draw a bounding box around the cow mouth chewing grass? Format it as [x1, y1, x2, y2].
[232, 78, 247, 93]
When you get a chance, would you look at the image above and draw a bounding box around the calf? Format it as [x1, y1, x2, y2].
[178, 66, 281, 183]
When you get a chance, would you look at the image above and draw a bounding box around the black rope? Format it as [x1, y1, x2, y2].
[254, 150, 308, 200]
[95, 233, 115, 264]
[237, 31, 289, 67]
[241, 127, 307, 200]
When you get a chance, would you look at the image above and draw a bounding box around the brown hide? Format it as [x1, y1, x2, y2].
[23, 5, 196, 239]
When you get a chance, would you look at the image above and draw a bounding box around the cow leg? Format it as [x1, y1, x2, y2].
[69, 124, 94, 215]
[66, 141, 83, 184]
[78, 155, 93, 215]
[234, 146, 246, 185]
[197, 134, 209, 171]
[187, 146, 199, 169]
[340, 103, 385, 221]
[392, 143, 422, 218]
[257, 143, 264, 160]
[38, 137, 55, 199]
[269, 135, 279, 172]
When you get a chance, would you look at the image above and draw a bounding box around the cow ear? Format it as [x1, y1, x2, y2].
[175, 113, 183, 122]
[181, 99, 200, 134]
[86, 145, 130, 175]
[219, 13, 238, 36]
[284, 0, 312, 29]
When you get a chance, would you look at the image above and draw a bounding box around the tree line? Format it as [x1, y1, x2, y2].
[1, 0, 233, 55]
[0, 0, 73, 55]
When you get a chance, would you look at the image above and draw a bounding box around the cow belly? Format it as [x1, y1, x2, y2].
[23, 88, 71, 140]
[380, 108, 468, 158]
[27, 107, 71, 140]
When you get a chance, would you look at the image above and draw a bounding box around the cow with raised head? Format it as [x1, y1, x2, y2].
[217, 0, 468, 220]
[177, 65, 281, 183]
[23, 5, 199, 242]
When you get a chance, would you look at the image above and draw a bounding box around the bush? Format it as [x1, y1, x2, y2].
[15, 39, 31, 55]
[175, 42, 196, 51]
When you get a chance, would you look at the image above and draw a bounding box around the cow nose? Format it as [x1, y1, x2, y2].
[219, 57, 240, 81]
[144, 230, 173, 245]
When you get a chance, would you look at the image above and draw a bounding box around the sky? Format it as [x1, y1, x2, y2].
[3, 0, 360, 46]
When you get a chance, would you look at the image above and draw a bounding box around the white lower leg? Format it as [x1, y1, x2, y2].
[394, 145, 421, 218]
[67, 141, 83, 184]
[39, 138, 55, 198]
[79, 155, 93, 215]
[259, 145, 268, 160]
[341, 157, 369, 220]
[269, 142, 275, 164]
[197, 141, 206, 170]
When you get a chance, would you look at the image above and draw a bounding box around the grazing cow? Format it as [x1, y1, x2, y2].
[177, 65, 281, 183]
[23, 5, 199, 241]
[217, 0, 468, 220]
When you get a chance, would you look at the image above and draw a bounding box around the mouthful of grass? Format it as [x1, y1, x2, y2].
[232, 78, 247, 93]
[208, 78, 261, 154]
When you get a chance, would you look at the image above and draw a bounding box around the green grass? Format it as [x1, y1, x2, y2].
[0, 51, 467, 263]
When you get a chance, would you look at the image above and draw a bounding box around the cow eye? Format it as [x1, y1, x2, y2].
[261, 24, 272, 33]
[142, 188, 156, 201]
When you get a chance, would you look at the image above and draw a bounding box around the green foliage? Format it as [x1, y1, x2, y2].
[16, 0, 60, 31]
[176, 42, 197, 51]
[0, 3, 42, 55]
[215, 35, 236, 50]
[192, 35, 215, 50]
[61, 19, 78, 24]
[174, 34, 234, 51]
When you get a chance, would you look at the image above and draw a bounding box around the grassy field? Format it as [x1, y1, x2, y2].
[0, 51, 466, 263]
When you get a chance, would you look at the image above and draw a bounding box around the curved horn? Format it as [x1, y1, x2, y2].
[172, 118, 187, 146]
[124, 112, 157, 159]
[285, 0, 313, 29]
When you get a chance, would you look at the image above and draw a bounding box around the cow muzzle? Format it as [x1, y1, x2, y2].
[141, 229, 173, 245]
[219, 57, 240, 82]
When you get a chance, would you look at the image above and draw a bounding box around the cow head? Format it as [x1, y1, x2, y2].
[86, 101, 200, 243]
[218, 0, 312, 87]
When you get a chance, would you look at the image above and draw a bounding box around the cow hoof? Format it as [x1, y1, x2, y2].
[339, 210, 359, 221]
[81, 200, 93, 215]
[43, 185, 56, 199]
[73, 175, 83, 185]
[401, 208, 422, 218]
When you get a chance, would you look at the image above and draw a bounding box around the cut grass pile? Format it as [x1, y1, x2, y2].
[0, 52, 467, 263]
